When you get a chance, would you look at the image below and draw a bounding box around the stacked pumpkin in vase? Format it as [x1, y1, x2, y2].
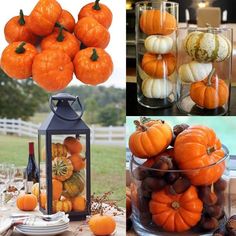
[129, 118, 229, 234]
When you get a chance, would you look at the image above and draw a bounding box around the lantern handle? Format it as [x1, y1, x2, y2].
[49, 94, 84, 121]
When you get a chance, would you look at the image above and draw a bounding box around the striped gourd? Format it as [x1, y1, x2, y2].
[51, 143, 67, 159]
[52, 157, 73, 181]
[52, 199, 72, 213]
[184, 31, 231, 63]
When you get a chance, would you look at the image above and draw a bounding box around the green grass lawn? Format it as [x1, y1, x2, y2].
[0, 135, 125, 206]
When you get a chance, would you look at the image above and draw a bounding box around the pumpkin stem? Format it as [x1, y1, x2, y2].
[15, 42, 26, 54]
[55, 22, 69, 32]
[18, 9, 25, 25]
[207, 146, 216, 155]
[211, 183, 214, 193]
[171, 201, 180, 209]
[93, 0, 101, 10]
[157, 54, 163, 60]
[207, 68, 216, 86]
[57, 26, 65, 42]
[90, 49, 99, 61]
[140, 117, 151, 124]
[134, 120, 147, 132]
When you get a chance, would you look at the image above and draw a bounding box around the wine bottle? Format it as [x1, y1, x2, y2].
[25, 142, 39, 193]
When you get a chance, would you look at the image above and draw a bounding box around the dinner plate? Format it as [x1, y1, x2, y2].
[17, 224, 69, 232]
[18, 222, 69, 230]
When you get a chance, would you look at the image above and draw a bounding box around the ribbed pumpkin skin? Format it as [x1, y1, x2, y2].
[52, 199, 72, 213]
[184, 31, 232, 63]
[52, 157, 73, 181]
[63, 172, 85, 198]
[174, 126, 225, 186]
[51, 143, 67, 159]
[28, 0, 62, 36]
[57, 9, 75, 33]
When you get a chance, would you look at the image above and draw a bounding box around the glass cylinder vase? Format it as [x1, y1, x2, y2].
[136, 1, 179, 109]
[176, 27, 233, 116]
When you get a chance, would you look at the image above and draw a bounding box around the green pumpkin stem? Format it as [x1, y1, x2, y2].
[57, 26, 65, 42]
[18, 9, 25, 25]
[93, 0, 101, 10]
[55, 22, 69, 32]
[134, 120, 147, 132]
[15, 42, 26, 54]
[207, 68, 216, 86]
[90, 49, 99, 61]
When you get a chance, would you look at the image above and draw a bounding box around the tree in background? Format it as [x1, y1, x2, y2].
[0, 69, 48, 120]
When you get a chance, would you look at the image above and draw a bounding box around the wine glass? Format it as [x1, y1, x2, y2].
[12, 167, 26, 192]
[0, 164, 10, 211]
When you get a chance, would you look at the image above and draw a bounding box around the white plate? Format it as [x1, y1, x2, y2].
[18, 222, 69, 230]
[17, 225, 69, 232]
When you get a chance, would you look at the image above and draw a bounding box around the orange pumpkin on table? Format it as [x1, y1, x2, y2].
[17, 193, 37, 211]
[74, 16, 110, 49]
[4, 9, 38, 45]
[32, 49, 73, 92]
[41, 27, 80, 59]
[140, 9, 177, 35]
[57, 9, 75, 33]
[73, 47, 113, 86]
[1, 41, 38, 79]
[142, 53, 176, 78]
[190, 69, 229, 109]
[174, 125, 225, 186]
[129, 119, 172, 159]
[149, 186, 203, 232]
[64, 137, 82, 154]
[28, 0, 62, 36]
[78, 0, 113, 29]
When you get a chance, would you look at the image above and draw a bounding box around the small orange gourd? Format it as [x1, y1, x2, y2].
[51, 143, 67, 159]
[52, 179, 63, 200]
[69, 154, 86, 171]
[17, 194, 37, 211]
[71, 196, 86, 211]
[52, 199, 72, 213]
[57, 9, 75, 33]
[63, 137, 82, 154]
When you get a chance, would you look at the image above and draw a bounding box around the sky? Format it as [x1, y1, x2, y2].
[0, 0, 126, 88]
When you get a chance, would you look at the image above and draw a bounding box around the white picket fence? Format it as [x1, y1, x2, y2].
[0, 118, 125, 146]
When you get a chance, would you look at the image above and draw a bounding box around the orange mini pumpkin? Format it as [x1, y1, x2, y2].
[73, 47, 113, 85]
[69, 154, 86, 171]
[52, 179, 63, 200]
[142, 53, 176, 78]
[17, 193, 37, 211]
[150, 186, 203, 232]
[190, 69, 229, 109]
[52, 199, 72, 213]
[40, 192, 47, 209]
[71, 196, 86, 211]
[74, 16, 110, 49]
[32, 49, 73, 92]
[140, 9, 177, 35]
[1, 41, 38, 79]
[28, 0, 62, 36]
[64, 137, 82, 154]
[78, 0, 113, 29]
[4, 9, 38, 45]
[129, 119, 172, 159]
[57, 9, 75, 33]
[41, 27, 80, 59]
[174, 125, 225, 186]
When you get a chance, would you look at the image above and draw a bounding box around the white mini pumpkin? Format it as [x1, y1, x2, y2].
[144, 35, 174, 54]
[178, 61, 212, 83]
[184, 31, 232, 62]
[142, 78, 173, 99]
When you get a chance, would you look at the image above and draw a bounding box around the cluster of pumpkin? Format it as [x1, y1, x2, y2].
[1, 0, 113, 92]
[129, 118, 227, 233]
[138, 9, 177, 100]
[179, 29, 232, 109]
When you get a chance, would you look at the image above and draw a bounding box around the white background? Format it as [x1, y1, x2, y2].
[0, 0, 126, 88]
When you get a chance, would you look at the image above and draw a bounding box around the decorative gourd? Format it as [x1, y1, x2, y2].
[142, 53, 176, 78]
[52, 157, 73, 182]
[69, 154, 86, 171]
[57, 9, 75, 33]
[190, 69, 229, 109]
[52, 199, 72, 213]
[28, 0, 62, 36]
[184, 31, 232, 62]
[129, 119, 172, 158]
[142, 78, 173, 99]
[63, 137, 82, 154]
[1, 42, 38, 79]
[78, 0, 113, 29]
[174, 125, 225, 186]
[63, 172, 85, 198]
[31, 183, 39, 199]
[71, 196, 86, 211]
[73, 48, 113, 85]
[40, 192, 47, 209]
[74, 17, 110, 49]
[16, 194, 37, 211]
[150, 186, 203, 232]
[89, 213, 116, 236]
[178, 61, 212, 83]
[4, 9, 38, 45]
[41, 27, 80, 59]
[140, 10, 177, 35]
[144, 35, 173, 54]
[52, 179, 63, 200]
[51, 143, 67, 159]
[32, 49, 73, 92]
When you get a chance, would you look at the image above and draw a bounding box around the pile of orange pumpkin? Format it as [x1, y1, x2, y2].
[129, 118, 227, 233]
[1, 0, 114, 91]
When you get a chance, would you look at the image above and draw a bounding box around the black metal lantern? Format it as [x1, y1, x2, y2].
[38, 93, 90, 221]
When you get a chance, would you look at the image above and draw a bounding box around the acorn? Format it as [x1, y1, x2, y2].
[150, 155, 173, 177]
[200, 216, 219, 230]
[199, 186, 218, 206]
[205, 205, 223, 219]
[133, 167, 148, 180]
[214, 178, 227, 192]
[226, 216, 236, 233]
[165, 172, 180, 184]
[141, 177, 166, 192]
[168, 176, 191, 195]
